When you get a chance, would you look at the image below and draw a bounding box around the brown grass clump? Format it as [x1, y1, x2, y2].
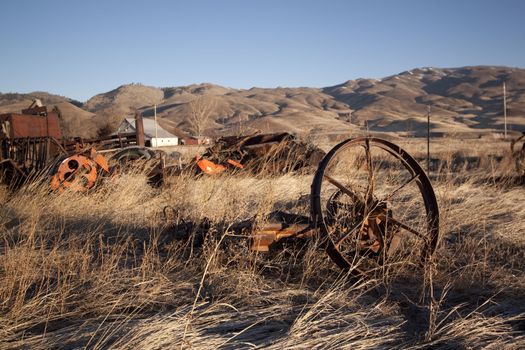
[1, 138, 524, 349]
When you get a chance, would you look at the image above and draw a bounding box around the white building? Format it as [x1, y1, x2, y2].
[116, 117, 178, 147]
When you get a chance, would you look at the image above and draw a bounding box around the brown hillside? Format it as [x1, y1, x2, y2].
[323, 66, 525, 136]
[84, 83, 164, 117]
[2, 66, 524, 139]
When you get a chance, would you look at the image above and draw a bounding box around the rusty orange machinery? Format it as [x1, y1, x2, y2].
[250, 222, 315, 252]
[196, 157, 244, 175]
[1, 104, 64, 187]
[49, 148, 109, 192]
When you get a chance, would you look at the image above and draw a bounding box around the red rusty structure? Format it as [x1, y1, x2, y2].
[0, 100, 62, 139]
[1, 102, 66, 186]
[0, 101, 147, 190]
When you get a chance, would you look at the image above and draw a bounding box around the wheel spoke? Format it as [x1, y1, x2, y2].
[380, 173, 420, 203]
[364, 139, 374, 202]
[333, 220, 365, 248]
[323, 174, 364, 204]
[379, 214, 426, 240]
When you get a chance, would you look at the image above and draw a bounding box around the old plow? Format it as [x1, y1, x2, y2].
[166, 137, 440, 273]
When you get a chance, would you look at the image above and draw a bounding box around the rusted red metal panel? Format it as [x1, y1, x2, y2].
[1, 112, 62, 139]
[182, 138, 199, 145]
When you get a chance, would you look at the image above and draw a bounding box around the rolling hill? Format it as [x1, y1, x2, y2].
[1, 66, 524, 139]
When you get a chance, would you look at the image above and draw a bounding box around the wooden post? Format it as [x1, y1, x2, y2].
[503, 82, 507, 139]
[427, 105, 431, 174]
[154, 104, 158, 147]
[135, 112, 145, 147]
[45, 109, 51, 161]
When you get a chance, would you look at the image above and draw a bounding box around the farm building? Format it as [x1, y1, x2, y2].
[116, 117, 178, 147]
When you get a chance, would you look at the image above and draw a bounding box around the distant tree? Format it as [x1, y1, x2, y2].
[69, 99, 84, 108]
[96, 108, 124, 137]
[97, 122, 114, 137]
[188, 96, 216, 137]
[52, 105, 63, 120]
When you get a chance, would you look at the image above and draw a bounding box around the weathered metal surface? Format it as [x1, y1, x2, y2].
[197, 132, 326, 175]
[197, 158, 227, 175]
[250, 222, 314, 252]
[0, 113, 62, 139]
[1, 102, 66, 187]
[0, 102, 153, 189]
[0, 137, 67, 186]
[162, 137, 440, 273]
[49, 149, 109, 192]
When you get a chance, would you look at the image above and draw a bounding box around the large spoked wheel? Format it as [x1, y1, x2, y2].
[311, 137, 439, 272]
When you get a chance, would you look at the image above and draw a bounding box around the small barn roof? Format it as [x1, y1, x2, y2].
[123, 117, 177, 139]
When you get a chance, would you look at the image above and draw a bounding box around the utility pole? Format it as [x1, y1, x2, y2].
[427, 105, 431, 174]
[154, 104, 158, 147]
[503, 82, 507, 139]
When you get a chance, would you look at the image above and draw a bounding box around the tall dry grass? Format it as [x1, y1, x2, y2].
[0, 137, 524, 349]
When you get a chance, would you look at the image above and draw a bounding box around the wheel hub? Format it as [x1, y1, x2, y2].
[326, 190, 398, 256]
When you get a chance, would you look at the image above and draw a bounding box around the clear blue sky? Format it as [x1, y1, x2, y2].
[1, 0, 524, 101]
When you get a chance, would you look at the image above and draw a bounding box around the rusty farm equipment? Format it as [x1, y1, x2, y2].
[1, 102, 440, 272]
[0, 102, 155, 191]
[1, 102, 324, 190]
[309, 137, 439, 270]
[49, 148, 110, 192]
[1, 101, 65, 186]
[195, 132, 326, 175]
[165, 136, 440, 273]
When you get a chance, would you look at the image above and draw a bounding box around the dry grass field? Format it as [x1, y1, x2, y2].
[1, 136, 524, 349]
